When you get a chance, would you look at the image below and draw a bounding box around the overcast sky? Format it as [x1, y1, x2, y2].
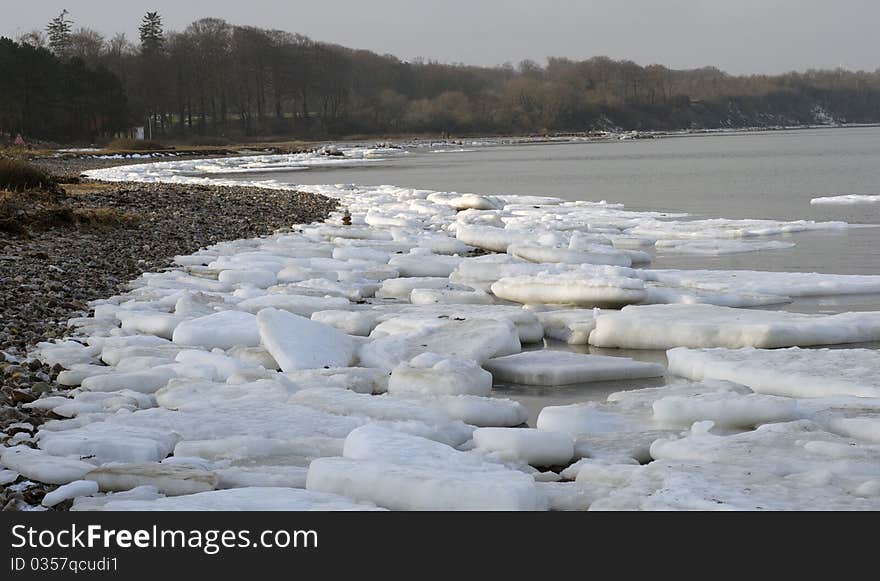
[4, 1, 878, 74]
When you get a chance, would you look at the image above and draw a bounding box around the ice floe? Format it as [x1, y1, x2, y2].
[9, 159, 877, 511]
[590, 304, 880, 349]
[667, 347, 880, 398]
[485, 351, 665, 385]
[811, 194, 880, 205]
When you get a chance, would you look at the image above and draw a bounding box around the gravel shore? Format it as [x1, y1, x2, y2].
[0, 157, 336, 509]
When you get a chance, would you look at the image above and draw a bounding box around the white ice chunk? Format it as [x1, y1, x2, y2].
[536, 309, 599, 344]
[667, 347, 880, 398]
[646, 269, 880, 299]
[117, 311, 182, 340]
[39, 422, 180, 464]
[492, 269, 647, 308]
[217, 269, 277, 288]
[79, 487, 379, 511]
[811, 194, 880, 205]
[509, 243, 632, 267]
[455, 223, 520, 252]
[289, 388, 472, 446]
[473, 428, 574, 466]
[410, 288, 495, 305]
[0, 446, 95, 485]
[257, 308, 355, 371]
[590, 304, 880, 349]
[653, 392, 798, 428]
[237, 294, 351, 316]
[388, 252, 462, 277]
[388, 353, 493, 396]
[80, 367, 178, 394]
[359, 319, 521, 371]
[376, 277, 469, 301]
[172, 310, 261, 349]
[86, 463, 217, 495]
[485, 351, 664, 386]
[41, 480, 100, 508]
[306, 425, 545, 510]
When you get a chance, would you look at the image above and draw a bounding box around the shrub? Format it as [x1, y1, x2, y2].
[0, 158, 56, 191]
[105, 138, 171, 151]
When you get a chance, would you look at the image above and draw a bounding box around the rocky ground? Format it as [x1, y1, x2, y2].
[0, 156, 336, 509]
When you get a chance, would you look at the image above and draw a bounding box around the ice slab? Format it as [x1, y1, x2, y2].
[455, 223, 520, 252]
[388, 252, 462, 277]
[491, 269, 647, 308]
[655, 239, 795, 255]
[78, 487, 380, 511]
[0, 446, 95, 485]
[358, 319, 521, 371]
[311, 310, 381, 336]
[652, 392, 799, 428]
[485, 351, 665, 386]
[811, 194, 880, 205]
[586, 420, 880, 510]
[388, 353, 493, 396]
[645, 269, 880, 299]
[80, 367, 178, 394]
[38, 422, 180, 464]
[172, 310, 260, 349]
[257, 308, 355, 371]
[422, 395, 528, 427]
[509, 243, 632, 267]
[41, 480, 100, 508]
[237, 294, 351, 316]
[375, 277, 468, 301]
[217, 268, 278, 288]
[473, 427, 574, 466]
[410, 288, 495, 305]
[306, 425, 545, 510]
[535, 309, 599, 344]
[590, 304, 880, 349]
[667, 347, 880, 398]
[85, 463, 217, 495]
[288, 388, 472, 445]
[117, 311, 182, 340]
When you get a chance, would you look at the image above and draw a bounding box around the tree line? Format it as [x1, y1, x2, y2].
[2, 10, 880, 143]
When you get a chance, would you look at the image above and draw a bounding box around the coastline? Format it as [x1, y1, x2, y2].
[4, 128, 880, 511]
[1, 157, 336, 509]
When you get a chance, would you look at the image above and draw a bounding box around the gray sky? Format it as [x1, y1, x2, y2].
[4, 1, 878, 74]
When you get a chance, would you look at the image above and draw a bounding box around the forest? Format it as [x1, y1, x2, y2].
[2, 10, 880, 143]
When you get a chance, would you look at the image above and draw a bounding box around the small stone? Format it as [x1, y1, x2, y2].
[10, 390, 37, 404]
[31, 382, 53, 396]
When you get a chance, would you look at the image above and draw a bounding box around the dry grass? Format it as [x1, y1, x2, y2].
[105, 138, 172, 151]
[0, 187, 139, 237]
[0, 158, 57, 192]
[71, 207, 139, 227]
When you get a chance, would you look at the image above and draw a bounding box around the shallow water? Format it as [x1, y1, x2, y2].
[238, 126, 880, 276]
[212, 127, 880, 423]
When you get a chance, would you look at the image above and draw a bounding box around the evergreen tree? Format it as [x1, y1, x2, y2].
[139, 11, 164, 55]
[46, 9, 73, 58]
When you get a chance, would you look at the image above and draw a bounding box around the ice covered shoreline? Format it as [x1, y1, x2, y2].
[3, 154, 880, 511]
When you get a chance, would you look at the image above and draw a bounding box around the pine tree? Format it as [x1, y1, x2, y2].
[46, 9, 73, 57]
[139, 11, 164, 56]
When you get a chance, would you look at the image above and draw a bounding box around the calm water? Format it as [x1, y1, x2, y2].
[241, 126, 880, 277]
[222, 127, 880, 422]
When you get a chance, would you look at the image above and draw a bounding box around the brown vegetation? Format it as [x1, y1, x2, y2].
[0, 172, 139, 238]
[0, 159, 57, 192]
[104, 138, 171, 151]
